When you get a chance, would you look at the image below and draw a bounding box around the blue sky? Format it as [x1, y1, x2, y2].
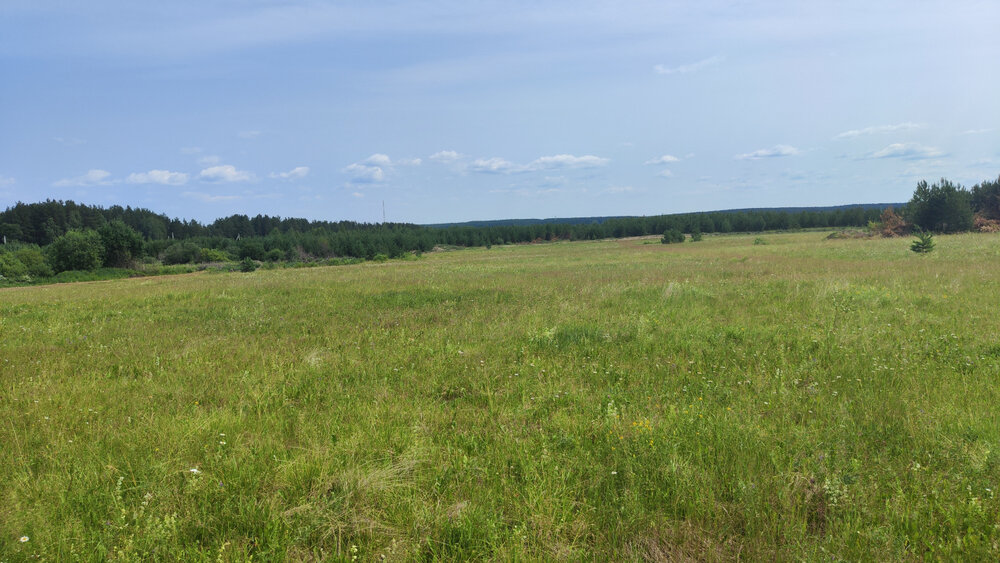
[1, 1, 998, 224]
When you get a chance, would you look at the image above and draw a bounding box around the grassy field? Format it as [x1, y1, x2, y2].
[3, 231, 1000, 560]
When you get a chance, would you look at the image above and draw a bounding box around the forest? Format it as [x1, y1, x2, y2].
[0, 175, 997, 282]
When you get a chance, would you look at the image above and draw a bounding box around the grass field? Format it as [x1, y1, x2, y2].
[3, 231, 1000, 560]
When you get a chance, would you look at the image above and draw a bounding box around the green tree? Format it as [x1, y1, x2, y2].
[971, 175, 1000, 220]
[46, 229, 104, 273]
[907, 178, 973, 233]
[98, 220, 143, 267]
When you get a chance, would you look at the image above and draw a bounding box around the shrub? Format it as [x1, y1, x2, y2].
[690, 230, 703, 242]
[14, 247, 53, 277]
[239, 257, 257, 272]
[661, 229, 684, 244]
[200, 248, 232, 262]
[47, 229, 104, 273]
[98, 220, 144, 267]
[265, 248, 285, 262]
[911, 229, 935, 253]
[163, 242, 201, 265]
[0, 252, 29, 280]
[753, 237, 767, 245]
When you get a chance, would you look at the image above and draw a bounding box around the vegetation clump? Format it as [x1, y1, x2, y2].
[910, 229, 935, 253]
[661, 229, 684, 244]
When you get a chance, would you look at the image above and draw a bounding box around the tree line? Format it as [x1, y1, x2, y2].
[1, 173, 995, 281]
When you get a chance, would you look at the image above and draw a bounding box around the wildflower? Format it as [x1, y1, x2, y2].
[611, 471, 618, 475]
[219, 441, 226, 445]
[20, 536, 29, 542]
[189, 468, 201, 474]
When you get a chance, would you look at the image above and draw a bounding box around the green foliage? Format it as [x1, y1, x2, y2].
[907, 178, 973, 233]
[0, 252, 29, 280]
[265, 248, 285, 262]
[971, 175, 1000, 220]
[199, 247, 231, 262]
[46, 229, 104, 273]
[661, 229, 684, 244]
[753, 237, 767, 245]
[162, 242, 202, 265]
[14, 246, 54, 277]
[239, 257, 257, 272]
[690, 229, 703, 242]
[98, 220, 144, 267]
[910, 229, 936, 253]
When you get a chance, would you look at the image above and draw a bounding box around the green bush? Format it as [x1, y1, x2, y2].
[0, 252, 29, 280]
[690, 230, 703, 242]
[265, 248, 285, 262]
[661, 229, 684, 244]
[98, 220, 144, 267]
[200, 248, 231, 262]
[239, 257, 257, 272]
[163, 242, 201, 265]
[15, 247, 54, 277]
[47, 229, 104, 273]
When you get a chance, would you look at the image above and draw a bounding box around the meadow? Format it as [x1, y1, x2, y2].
[3, 231, 1000, 561]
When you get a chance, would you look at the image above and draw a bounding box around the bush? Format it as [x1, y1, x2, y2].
[0, 252, 29, 280]
[162, 242, 201, 265]
[239, 257, 257, 272]
[690, 230, 703, 242]
[265, 248, 285, 262]
[661, 229, 684, 244]
[47, 229, 104, 273]
[911, 229, 935, 253]
[98, 220, 144, 267]
[200, 248, 232, 262]
[13, 247, 53, 277]
[753, 237, 767, 245]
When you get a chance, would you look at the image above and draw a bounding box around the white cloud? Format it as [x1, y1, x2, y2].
[180, 146, 203, 154]
[430, 150, 462, 162]
[867, 143, 944, 160]
[198, 155, 221, 166]
[53, 136, 85, 146]
[397, 157, 422, 166]
[182, 191, 242, 202]
[126, 169, 189, 185]
[606, 185, 636, 194]
[469, 157, 518, 173]
[654, 55, 724, 75]
[269, 166, 310, 180]
[351, 192, 365, 198]
[657, 169, 674, 177]
[962, 128, 993, 135]
[645, 154, 680, 165]
[342, 163, 385, 183]
[526, 154, 609, 170]
[238, 130, 261, 139]
[468, 154, 609, 174]
[199, 165, 254, 182]
[0, 175, 15, 187]
[364, 153, 393, 166]
[53, 169, 113, 187]
[735, 145, 800, 160]
[835, 122, 922, 139]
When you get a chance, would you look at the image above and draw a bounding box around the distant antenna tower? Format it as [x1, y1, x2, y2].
[382, 201, 386, 224]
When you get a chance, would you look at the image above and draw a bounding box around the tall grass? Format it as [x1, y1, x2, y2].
[2, 231, 1000, 560]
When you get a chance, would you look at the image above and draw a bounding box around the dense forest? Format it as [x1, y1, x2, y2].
[1, 174, 997, 282]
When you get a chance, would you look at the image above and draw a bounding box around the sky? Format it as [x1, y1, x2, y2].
[1, 1, 998, 224]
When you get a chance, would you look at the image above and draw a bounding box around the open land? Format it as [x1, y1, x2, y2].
[3, 231, 1000, 560]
